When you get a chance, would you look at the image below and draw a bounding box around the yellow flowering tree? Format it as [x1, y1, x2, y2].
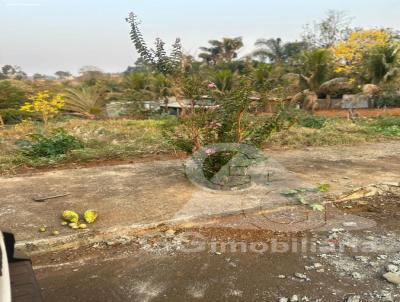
[331, 30, 391, 77]
[20, 91, 65, 125]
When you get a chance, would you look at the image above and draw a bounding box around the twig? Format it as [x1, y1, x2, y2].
[33, 193, 70, 202]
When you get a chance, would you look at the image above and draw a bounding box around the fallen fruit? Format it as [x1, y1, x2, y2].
[38, 226, 46, 233]
[61, 221, 68, 226]
[79, 224, 87, 229]
[84, 210, 98, 224]
[69, 222, 78, 228]
[62, 210, 79, 223]
[52, 230, 60, 236]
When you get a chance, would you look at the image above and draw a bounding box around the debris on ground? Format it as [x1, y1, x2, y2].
[338, 182, 400, 202]
[33, 193, 70, 202]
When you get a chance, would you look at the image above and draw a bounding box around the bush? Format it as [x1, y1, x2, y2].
[299, 114, 329, 129]
[0, 109, 34, 124]
[374, 95, 400, 108]
[16, 128, 84, 158]
[0, 80, 29, 109]
[368, 116, 400, 137]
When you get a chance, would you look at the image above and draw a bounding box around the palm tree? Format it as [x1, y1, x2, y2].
[199, 37, 243, 65]
[253, 38, 308, 64]
[125, 72, 150, 91]
[64, 87, 104, 118]
[253, 38, 286, 63]
[213, 70, 235, 92]
[300, 48, 332, 92]
[291, 49, 335, 111]
[149, 74, 173, 111]
[364, 45, 399, 84]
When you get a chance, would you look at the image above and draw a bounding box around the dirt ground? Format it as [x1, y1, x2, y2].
[33, 192, 400, 302]
[1, 140, 399, 253]
[1, 140, 400, 301]
[315, 108, 400, 117]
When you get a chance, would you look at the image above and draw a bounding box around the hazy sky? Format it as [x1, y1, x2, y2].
[1, 0, 400, 75]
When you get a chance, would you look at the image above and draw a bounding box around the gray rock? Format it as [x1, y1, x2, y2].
[290, 295, 299, 302]
[386, 264, 399, 273]
[346, 295, 361, 302]
[279, 298, 288, 302]
[294, 273, 307, 279]
[352, 272, 362, 279]
[354, 256, 369, 263]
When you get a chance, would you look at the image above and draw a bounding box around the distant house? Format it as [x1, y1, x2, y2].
[157, 97, 217, 116]
[341, 94, 371, 109]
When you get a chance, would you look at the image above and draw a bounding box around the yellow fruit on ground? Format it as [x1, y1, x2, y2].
[62, 210, 79, 223]
[38, 226, 46, 233]
[79, 224, 87, 229]
[84, 210, 98, 224]
[52, 230, 60, 236]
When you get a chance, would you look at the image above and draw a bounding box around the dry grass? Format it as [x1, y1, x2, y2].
[268, 119, 379, 147]
[0, 118, 176, 174]
[0, 116, 399, 174]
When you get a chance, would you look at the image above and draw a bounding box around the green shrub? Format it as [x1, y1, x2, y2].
[299, 114, 329, 129]
[0, 109, 34, 124]
[16, 128, 84, 158]
[202, 151, 237, 180]
[368, 116, 400, 136]
[374, 95, 400, 108]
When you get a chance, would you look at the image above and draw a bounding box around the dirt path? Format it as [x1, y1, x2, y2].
[0, 140, 399, 254]
[268, 140, 400, 194]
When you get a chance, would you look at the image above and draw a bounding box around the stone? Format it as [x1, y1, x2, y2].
[386, 264, 399, 273]
[279, 298, 288, 302]
[165, 229, 176, 237]
[294, 273, 307, 279]
[346, 295, 361, 302]
[290, 295, 299, 302]
[352, 272, 362, 279]
[383, 272, 400, 284]
[354, 256, 369, 263]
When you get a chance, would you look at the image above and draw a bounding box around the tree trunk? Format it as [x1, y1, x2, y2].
[236, 110, 245, 143]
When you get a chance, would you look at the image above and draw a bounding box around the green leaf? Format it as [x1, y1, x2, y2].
[317, 183, 330, 193]
[297, 194, 309, 205]
[311, 203, 325, 211]
[281, 189, 299, 196]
